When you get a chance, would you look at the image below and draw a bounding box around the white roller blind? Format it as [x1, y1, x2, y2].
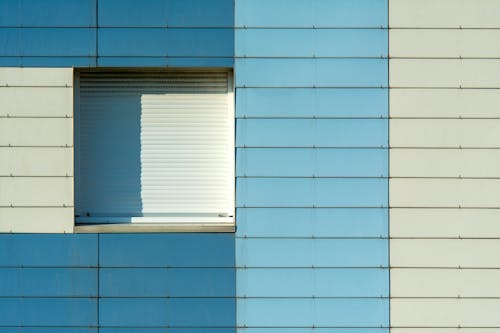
[76, 71, 234, 223]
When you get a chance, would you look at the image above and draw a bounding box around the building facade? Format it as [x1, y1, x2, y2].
[1, 0, 499, 332]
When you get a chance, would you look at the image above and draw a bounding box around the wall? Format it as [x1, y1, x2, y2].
[389, 0, 500, 331]
[234, 0, 389, 331]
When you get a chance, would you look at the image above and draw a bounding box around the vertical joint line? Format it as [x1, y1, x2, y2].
[97, 233, 100, 332]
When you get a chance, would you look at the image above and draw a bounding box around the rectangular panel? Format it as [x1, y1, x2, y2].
[391, 239, 500, 268]
[237, 119, 388, 147]
[391, 299, 500, 327]
[390, 89, 500, 118]
[390, 178, 500, 208]
[168, 298, 235, 327]
[391, 208, 500, 238]
[98, 28, 167, 56]
[390, 29, 500, 58]
[392, 268, 500, 297]
[0, 329, 97, 333]
[0, 234, 97, 266]
[236, 29, 387, 57]
[99, 299, 169, 326]
[0, 178, 73, 207]
[236, 88, 388, 118]
[390, 119, 500, 148]
[0, 87, 72, 117]
[390, 59, 500, 88]
[167, 268, 235, 297]
[237, 268, 388, 297]
[236, 59, 388, 87]
[237, 299, 388, 327]
[0, 207, 73, 233]
[237, 148, 388, 177]
[98, 0, 233, 27]
[97, 57, 234, 68]
[0, 147, 73, 176]
[0, 298, 96, 326]
[236, 0, 387, 27]
[0, 67, 72, 86]
[236, 239, 388, 267]
[0, 268, 96, 297]
[237, 208, 388, 237]
[165, 29, 233, 57]
[237, 178, 388, 207]
[99, 234, 234, 267]
[391, 330, 499, 333]
[2, 56, 96, 68]
[390, 0, 500, 28]
[391, 149, 500, 178]
[0, 118, 72, 146]
[0, 0, 96, 27]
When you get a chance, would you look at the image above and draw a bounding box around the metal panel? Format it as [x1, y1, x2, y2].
[390, 29, 500, 58]
[236, 119, 388, 147]
[168, 298, 235, 327]
[236, 208, 388, 238]
[0, 87, 72, 117]
[237, 268, 388, 297]
[0, 118, 72, 147]
[390, 178, 500, 208]
[0, 147, 73, 176]
[391, 149, 500, 177]
[390, 59, 500, 88]
[390, 119, 500, 148]
[99, 299, 169, 327]
[390, 89, 500, 118]
[392, 268, 500, 297]
[391, 330, 498, 333]
[0, 177, 72, 207]
[0, 208, 73, 233]
[237, 299, 389, 327]
[0, 67, 72, 86]
[0, 268, 96, 297]
[0, 56, 96, 68]
[237, 178, 388, 207]
[236, 239, 388, 267]
[235, 0, 387, 28]
[235, 59, 388, 87]
[97, 56, 234, 68]
[391, 239, 500, 268]
[391, 208, 500, 238]
[236, 29, 387, 57]
[0, 328, 97, 333]
[389, 0, 500, 28]
[391, 299, 500, 327]
[165, 29, 234, 57]
[236, 88, 388, 118]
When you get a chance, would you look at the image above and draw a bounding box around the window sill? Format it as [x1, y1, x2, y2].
[74, 222, 235, 233]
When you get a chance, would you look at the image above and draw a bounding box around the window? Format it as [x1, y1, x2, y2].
[74, 70, 234, 225]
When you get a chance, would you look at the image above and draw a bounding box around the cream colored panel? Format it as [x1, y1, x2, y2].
[391, 299, 500, 327]
[392, 269, 500, 297]
[391, 149, 500, 177]
[390, 59, 500, 88]
[0, 178, 73, 206]
[391, 178, 500, 208]
[390, 0, 500, 28]
[0, 68, 73, 87]
[0, 87, 73, 117]
[391, 29, 500, 58]
[391, 89, 500, 118]
[390, 119, 500, 148]
[391, 239, 500, 268]
[391, 209, 500, 238]
[0, 208, 73, 233]
[0, 147, 73, 176]
[0, 118, 72, 146]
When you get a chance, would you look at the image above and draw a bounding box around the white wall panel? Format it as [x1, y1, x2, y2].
[390, 59, 500, 88]
[390, 0, 500, 28]
[0, 118, 72, 147]
[0, 208, 73, 233]
[391, 178, 500, 208]
[0, 87, 73, 117]
[0, 68, 73, 87]
[392, 268, 500, 297]
[391, 89, 500, 118]
[390, 119, 500, 148]
[391, 209, 500, 238]
[0, 147, 73, 176]
[391, 239, 500, 268]
[391, 149, 500, 178]
[392, 299, 500, 327]
[0, 178, 73, 207]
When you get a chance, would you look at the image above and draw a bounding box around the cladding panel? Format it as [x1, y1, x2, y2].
[0, 87, 72, 117]
[0, 207, 73, 233]
[0, 177, 73, 207]
[0, 147, 73, 176]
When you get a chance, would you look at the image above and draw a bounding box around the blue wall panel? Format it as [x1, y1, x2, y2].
[0, 329, 96, 333]
[236, 88, 388, 118]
